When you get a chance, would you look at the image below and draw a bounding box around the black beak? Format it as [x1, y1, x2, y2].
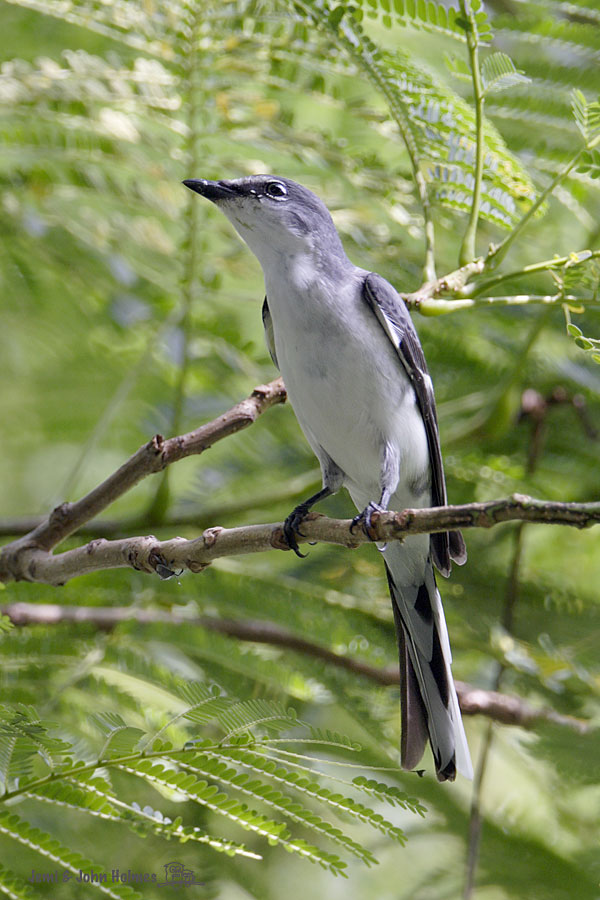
[182, 179, 236, 202]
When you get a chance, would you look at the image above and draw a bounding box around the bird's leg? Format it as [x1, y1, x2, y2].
[283, 486, 333, 558]
[350, 486, 392, 537]
[351, 443, 398, 538]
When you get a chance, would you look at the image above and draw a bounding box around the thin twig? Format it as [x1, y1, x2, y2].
[415, 293, 576, 316]
[464, 720, 493, 900]
[487, 144, 598, 269]
[459, 0, 485, 266]
[464, 248, 600, 298]
[0, 470, 320, 540]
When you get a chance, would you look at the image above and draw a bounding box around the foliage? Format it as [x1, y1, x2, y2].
[0, 699, 424, 885]
[1, 0, 600, 899]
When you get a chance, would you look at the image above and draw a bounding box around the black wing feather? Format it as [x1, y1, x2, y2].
[262, 297, 279, 369]
[362, 272, 466, 576]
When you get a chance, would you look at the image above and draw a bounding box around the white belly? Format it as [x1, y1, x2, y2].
[265, 267, 431, 510]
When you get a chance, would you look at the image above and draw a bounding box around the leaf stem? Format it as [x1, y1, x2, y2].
[297, 2, 438, 280]
[338, 14, 437, 280]
[459, 0, 485, 266]
[467, 248, 600, 297]
[487, 148, 587, 269]
[417, 293, 573, 315]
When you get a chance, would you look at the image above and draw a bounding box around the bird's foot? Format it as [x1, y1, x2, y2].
[350, 501, 384, 540]
[283, 503, 311, 558]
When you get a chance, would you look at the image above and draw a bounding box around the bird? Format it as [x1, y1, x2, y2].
[183, 174, 472, 781]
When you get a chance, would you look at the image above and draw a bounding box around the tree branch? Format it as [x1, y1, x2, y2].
[1, 602, 589, 734]
[2, 494, 600, 585]
[0, 378, 286, 577]
[401, 259, 485, 311]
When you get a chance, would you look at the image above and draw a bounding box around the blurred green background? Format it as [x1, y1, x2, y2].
[1, 1, 599, 898]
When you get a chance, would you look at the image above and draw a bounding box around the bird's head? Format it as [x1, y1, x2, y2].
[183, 175, 345, 271]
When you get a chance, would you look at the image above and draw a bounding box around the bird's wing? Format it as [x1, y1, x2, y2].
[362, 272, 466, 575]
[262, 297, 279, 369]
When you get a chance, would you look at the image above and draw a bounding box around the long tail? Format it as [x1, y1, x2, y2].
[384, 543, 472, 781]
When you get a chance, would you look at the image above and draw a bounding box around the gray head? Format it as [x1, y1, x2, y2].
[183, 175, 348, 273]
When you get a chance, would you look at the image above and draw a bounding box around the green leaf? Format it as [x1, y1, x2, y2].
[571, 89, 600, 146]
[217, 700, 302, 738]
[0, 862, 37, 900]
[0, 811, 142, 899]
[295, 3, 536, 228]
[49, 779, 261, 858]
[90, 713, 145, 759]
[328, 5, 345, 27]
[481, 52, 530, 95]
[444, 52, 472, 82]
[358, 0, 493, 43]
[119, 758, 347, 874]
[352, 776, 426, 816]
[175, 755, 380, 864]
[194, 744, 414, 846]
[0, 706, 69, 789]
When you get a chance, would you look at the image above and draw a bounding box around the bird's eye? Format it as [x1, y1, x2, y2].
[265, 181, 287, 198]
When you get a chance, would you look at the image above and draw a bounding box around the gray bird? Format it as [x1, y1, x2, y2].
[183, 175, 472, 781]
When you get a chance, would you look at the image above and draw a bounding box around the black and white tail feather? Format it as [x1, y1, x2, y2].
[386, 548, 472, 780]
[363, 272, 471, 781]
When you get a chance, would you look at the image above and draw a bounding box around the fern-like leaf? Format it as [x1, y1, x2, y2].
[91, 712, 146, 760]
[560, 251, 600, 295]
[118, 757, 347, 874]
[481, 52, 530, 95]
[352, 775, 427, 815]
[0, 810, 142, 899]
[358, 0, 492, 43]
[0, 863, 37, 900]
[572, 89, 600, 147]
[31, 776, 261, 858]
[176, 753, 382, 863]
[216, 699, 302, 738]
[294, 0, 536, 228]
[141, 682, 233, 750]
[204, 744, 412, 842]
[0, 706, 70, 789]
